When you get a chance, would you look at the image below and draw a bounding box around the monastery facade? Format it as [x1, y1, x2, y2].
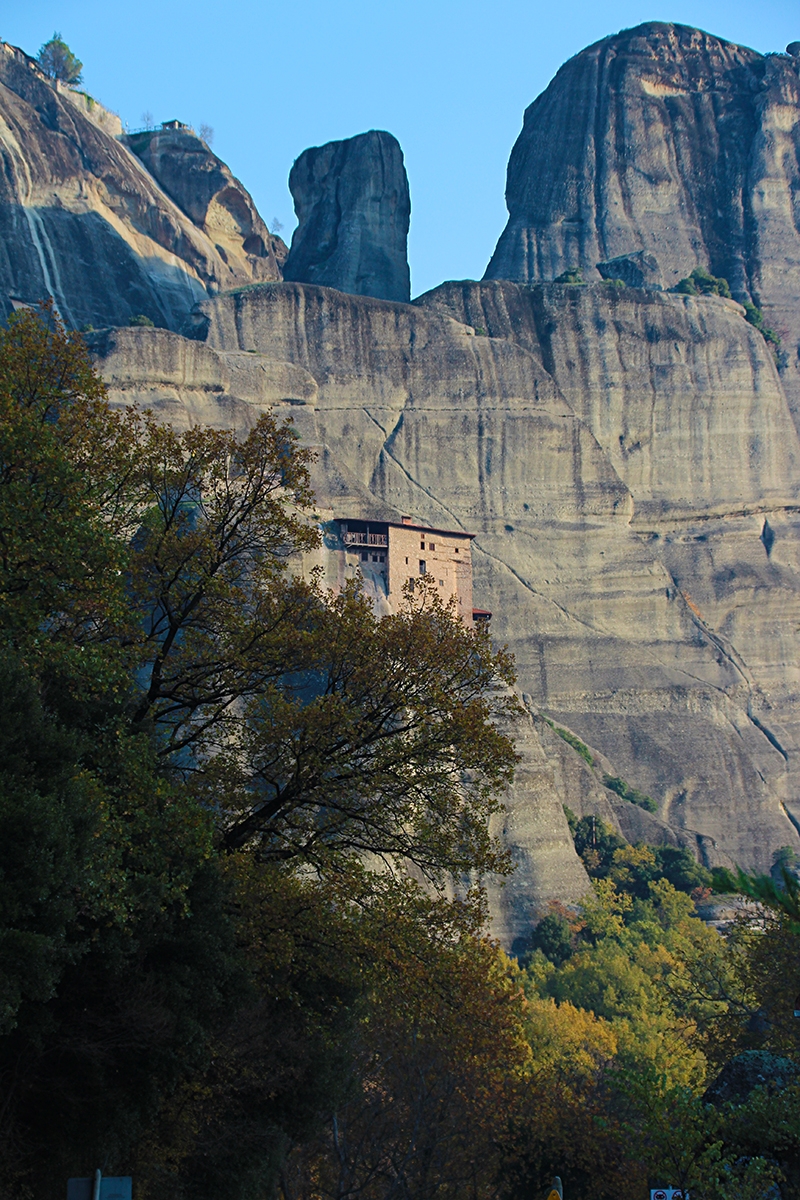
[333, 516, 487, 627]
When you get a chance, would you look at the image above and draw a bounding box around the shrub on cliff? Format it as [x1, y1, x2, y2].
[673, 267, 732, 298]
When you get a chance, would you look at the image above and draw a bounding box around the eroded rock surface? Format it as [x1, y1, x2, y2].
[0, 42, 281, 330]
[484, 22, 800, 420]
[282, 131, 411, 302]
[91, 277, 800, 942]
[9, 21, 800, 945]
[126, 127, 285, 280]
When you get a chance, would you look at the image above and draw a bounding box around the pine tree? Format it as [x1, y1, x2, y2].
[37, 32, 83, 85]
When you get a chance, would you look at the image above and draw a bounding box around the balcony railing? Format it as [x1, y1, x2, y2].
[343, 532, 388, 547]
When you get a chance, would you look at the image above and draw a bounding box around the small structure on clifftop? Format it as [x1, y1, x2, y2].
[334, 516, 482, 625]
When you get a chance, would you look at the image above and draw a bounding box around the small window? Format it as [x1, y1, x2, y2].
[405, 556, 409, 564]
[455, 547, 460, 554]
[419, 560, 427, 575]
[430, 543, 436, 551]
[439, 579, 444, 587]
[408, 577, 415, 590]
[420, 540, 425, 550]
[361, 552, 368, 561]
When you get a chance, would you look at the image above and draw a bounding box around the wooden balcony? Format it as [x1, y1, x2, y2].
[343, 531, 388, 547]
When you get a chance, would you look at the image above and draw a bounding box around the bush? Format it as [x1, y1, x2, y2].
[654, 846, 712, 893]
[710, 866, 738, 893]
[530, 910, 575, 965]
[743, 300, 781, 349]
[673, 267, 732, 298]
[602, 774, 657, 813]
[128, 314, 155, 327]
[553, 725, 594, 764]
[554, 268, 584, 285]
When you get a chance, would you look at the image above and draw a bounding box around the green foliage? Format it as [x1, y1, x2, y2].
[554, 267, 584, 284]
[529, 909, 575, 966]
[734, 863, 800, 925]
[0, 307, 521, 1194]
[128, 313, 155, 327]
[37, 32, 83, 84]
[711, 866, 739, 893]
[603, 772, 658, 812]
[673, 267, 732, 298]
[743, 299, 782, 349]
[564, 813, 711, 899]
[602, 277, 627, 287]
[551, 722, 594, 763]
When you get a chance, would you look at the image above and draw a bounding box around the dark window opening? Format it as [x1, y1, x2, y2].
[419, 560, 427, 575]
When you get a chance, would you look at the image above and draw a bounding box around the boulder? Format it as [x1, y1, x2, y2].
[596, 251, 663, 290]
[282, 131, 411, 302]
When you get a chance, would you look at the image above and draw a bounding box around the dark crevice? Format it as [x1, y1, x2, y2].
[781, 801, 800, 841]
[748, 709, 788, 761]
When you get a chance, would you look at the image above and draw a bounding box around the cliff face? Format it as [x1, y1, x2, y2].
[282, 131, 411, 302]
[88, 275, 800, 952]
[126, 127, 286, 277]
[485, 23, 800, 419]
[5, 25, 800, 944]
[0, 42, 281, 331]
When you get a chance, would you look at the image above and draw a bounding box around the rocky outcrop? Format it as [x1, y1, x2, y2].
[282, 131, 411, 302]
[0, 41, 281, 331]
[596, 251, 662, 289]
[126, 127, 285, 281]
[484, 23, 800, 420]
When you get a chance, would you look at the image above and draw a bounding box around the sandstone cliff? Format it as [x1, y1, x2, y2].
[282, 131, 411, 302]
[88, 272, 800, 945]
[0, 42, 281, 331]
[6, 25, 800, 945]
[126, 126, 286, 279]
[484, 23, 800, 420]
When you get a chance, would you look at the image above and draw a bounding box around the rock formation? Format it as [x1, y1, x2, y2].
[88, 270, 800, 946]
[5, 26, 800, 946]
[0, 41, 282, 331]
[484, 22, 800, 420]
[282, 131, 411, 302]
[126, 125, 286, 278]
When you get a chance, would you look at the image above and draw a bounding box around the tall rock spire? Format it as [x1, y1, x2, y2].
[283, 130, 411, 303]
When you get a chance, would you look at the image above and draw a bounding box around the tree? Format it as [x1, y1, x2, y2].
[37, 32, 83, 85]
[0, 307, 521, 1194]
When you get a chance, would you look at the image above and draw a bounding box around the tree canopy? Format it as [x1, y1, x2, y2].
[0, 307, 519, 1194]
[37, 32, 83, 84]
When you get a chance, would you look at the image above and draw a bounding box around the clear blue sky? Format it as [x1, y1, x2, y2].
[5, 1, 797, 297]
